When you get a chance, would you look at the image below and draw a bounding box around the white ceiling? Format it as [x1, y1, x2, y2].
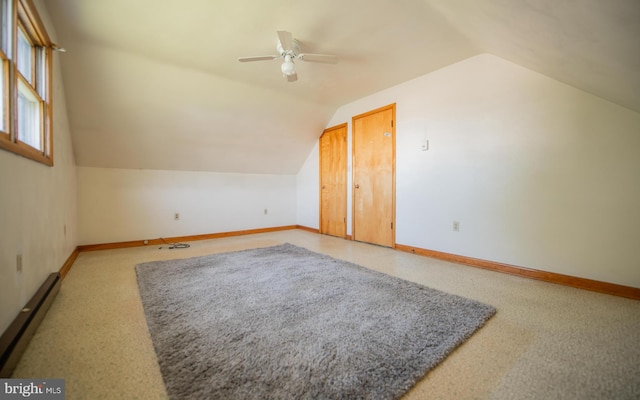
[44, 0, 640, 174]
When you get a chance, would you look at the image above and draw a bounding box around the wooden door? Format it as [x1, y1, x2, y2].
[352, 104, 395, 247]
[319, 124, 347, 238]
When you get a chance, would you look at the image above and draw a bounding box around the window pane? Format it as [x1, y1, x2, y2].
[35, 46, 46, 98]
[18, 81, 41, 150]
[17, 28, 32, 84]
[0, 61, 4, 131]
[0, 0, 8, 133]
[0, 0, 10, 56]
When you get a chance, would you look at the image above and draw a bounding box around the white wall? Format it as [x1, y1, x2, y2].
[298, 53, 640, 288]
[0, 0, 78, 333]
[77, 167, 297, 245]
[296, 142, 319, 229]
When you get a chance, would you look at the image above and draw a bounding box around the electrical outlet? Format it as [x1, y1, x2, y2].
[453, 221, 460, 232]
[16, 254, 22, 273]
[174, 212, 180, 220]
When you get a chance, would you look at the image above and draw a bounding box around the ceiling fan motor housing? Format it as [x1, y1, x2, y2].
[277, 38, 301, 57]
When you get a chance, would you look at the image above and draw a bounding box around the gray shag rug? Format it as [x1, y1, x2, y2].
[136, 243, 496, 400]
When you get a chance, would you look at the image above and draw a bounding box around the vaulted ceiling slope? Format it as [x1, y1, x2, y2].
[45, 0, 640, 174]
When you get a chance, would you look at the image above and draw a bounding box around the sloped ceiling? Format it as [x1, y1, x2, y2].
[44, 0, 640, 174]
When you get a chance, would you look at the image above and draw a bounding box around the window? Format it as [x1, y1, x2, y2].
[0, 0, 53, 166]
[0, 0, 10, 133]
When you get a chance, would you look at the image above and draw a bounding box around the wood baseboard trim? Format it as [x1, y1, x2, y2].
[59, 247, 79, 279]
[77, 225, 300, 252]
[395, 244, 640, 300]
[296, 225, 320, 234]
[73, 226, 639, 300]
[0, 273, 61, 378]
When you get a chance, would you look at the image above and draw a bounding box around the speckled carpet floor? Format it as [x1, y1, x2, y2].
[136, 243, 495, 399]
[10, 230, 640, 399]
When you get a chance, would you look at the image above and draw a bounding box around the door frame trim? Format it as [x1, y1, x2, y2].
[351, 103, 396, 247]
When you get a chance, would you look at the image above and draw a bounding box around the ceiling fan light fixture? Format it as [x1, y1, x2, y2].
[281, 55, 296, 76]
[239, 30, 337, 81]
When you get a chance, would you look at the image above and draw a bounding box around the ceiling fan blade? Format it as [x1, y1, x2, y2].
[277, 30, 294, 52]
[286, 72, 298, 82]
[238, 55, 278, 62]
[297, 53, 338, 64]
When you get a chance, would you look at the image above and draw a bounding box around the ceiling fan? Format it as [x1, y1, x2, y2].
[238, 30, 338, 82]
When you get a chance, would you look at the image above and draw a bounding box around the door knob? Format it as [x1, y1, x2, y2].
[355, 184, 360, 189]
[322, 185, 326, 189]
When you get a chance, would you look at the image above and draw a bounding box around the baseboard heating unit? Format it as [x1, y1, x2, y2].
[0, 273, 61, 378]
